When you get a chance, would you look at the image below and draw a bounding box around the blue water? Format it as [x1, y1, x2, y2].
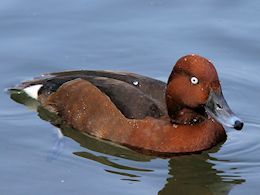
[1, 1, 260, 194]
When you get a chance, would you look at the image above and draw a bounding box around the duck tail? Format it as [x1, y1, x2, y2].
[8, 74, 51, 99]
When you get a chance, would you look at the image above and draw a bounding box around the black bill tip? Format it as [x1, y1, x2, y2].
[234, 120, 244, 130]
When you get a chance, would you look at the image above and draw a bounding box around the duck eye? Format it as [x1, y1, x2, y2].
[190, 77, 199, 85]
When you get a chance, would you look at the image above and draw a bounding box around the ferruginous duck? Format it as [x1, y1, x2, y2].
[13, 54, 243, 154]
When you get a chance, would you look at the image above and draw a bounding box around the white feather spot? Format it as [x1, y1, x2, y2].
[132, 81, 139, 86]
[23, 84, 43, 99]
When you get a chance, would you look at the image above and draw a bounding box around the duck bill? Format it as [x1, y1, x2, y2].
[205, 90, 243, 130]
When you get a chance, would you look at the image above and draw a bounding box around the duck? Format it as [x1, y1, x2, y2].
[15, 54, 243, 155]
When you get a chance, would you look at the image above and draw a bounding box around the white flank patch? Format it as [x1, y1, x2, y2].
[23, 84, 43, 99]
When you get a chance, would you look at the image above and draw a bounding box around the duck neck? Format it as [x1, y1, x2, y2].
[166, 99, 206, 125]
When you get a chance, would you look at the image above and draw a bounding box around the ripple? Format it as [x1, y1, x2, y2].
[208, 121, 260, 183]
[74, 151, 153, 172]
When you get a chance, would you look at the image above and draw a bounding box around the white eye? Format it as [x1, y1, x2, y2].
[190, 77, 199, 85]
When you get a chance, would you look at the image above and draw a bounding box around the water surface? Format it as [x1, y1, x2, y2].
[1, 1, 260, 194]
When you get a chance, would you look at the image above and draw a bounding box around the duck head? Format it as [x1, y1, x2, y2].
[166, 54, 243, 130]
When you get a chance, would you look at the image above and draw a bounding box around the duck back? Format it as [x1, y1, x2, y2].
[20, 70, 167, 119]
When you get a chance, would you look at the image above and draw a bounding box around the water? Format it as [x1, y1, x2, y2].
[1, 0, 260, 194]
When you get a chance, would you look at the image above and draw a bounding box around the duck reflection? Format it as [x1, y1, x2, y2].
[158, 149, 245, 195]
[10, 91, 245, 195]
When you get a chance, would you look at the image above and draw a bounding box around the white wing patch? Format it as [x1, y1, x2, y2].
[23, 84, 43, 99]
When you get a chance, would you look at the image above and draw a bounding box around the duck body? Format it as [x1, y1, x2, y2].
[14, 55, 243, 154]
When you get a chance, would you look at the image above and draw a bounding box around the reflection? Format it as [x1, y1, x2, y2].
[158, 147, 245, 195]
[57, 124, 154, 163]
[105, 169, 140, 180]
[10, 90, 245, 195]
[73, 150, 152, 172]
